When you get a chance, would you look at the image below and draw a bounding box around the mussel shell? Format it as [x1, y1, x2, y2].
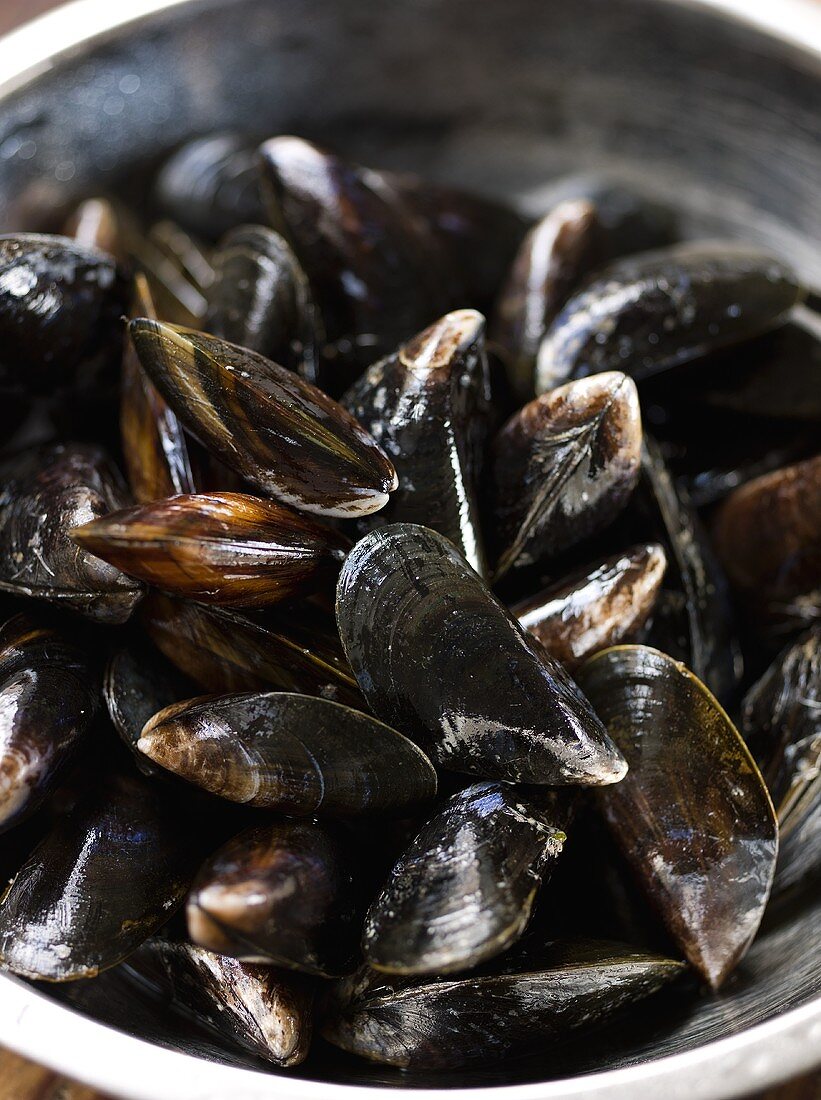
[577, 645, 778, 989]
[153, 133, 267, 242]
[120, 273, 197, 503]
[186, 820, 359, 977]
[258, 136, 452, 377]
[536, 242, 803, 392]
[125, 938, 313, 1066]
[489, 371, 642, 578]
[336, 524, 626, 786]
[148, 221, 216, 294]
[343, 310, 491, 575]
[321, 940, 685, 1069]
[742, 628, 821, 894]
[138, 691, 437, 816]
[64, 197, 124, 259]
[205, 224, 321, 383]
[141, 591, 360, 705]
[0, 772, 200, 981]
[712, 455, 821, 635]
[491, 199, 600, 404]
[72, 492, 351, 608]
[513, 543, 667, 667]
[363, 782, 565, 976]
[129, 320, 397, 518]
[0, 233, 128, 396]
[0, 613, 99, 834]
[0, 443, 145, 624]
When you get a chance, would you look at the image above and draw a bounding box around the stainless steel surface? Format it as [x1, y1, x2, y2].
[0, 0, 819, 1097]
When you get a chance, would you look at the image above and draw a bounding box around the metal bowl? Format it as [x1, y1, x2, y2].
[0, 0, 819, 1097]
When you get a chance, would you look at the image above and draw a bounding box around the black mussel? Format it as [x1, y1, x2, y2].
[0, 233, 128, 396]
[0, 773, 200, 981]
[258, 136, 452, 378]
[712, 456, 821, 635]
[0, 443, 145, 624]
[205, 224, 321, 383]
[634, 436, 742, 702]
[0, 613, 98, 834]
[489, 372, 642, 579]
[104, 643, 196, 776]
[125, 938, 313, 1066]
[142, 592, 361, 704]
[491, 199, 600, 404]
[343, 310, 491, 575]
[186, 820, 359, 977]
[138, 691, 437, 816]
[363, 783, 565, 975]
[742, 628, 821, 895]
[64, 197, 123, 259]
[513, 543, 667, 667]
[384, 171, 528, 312]
[536, 242, 804, 392]
[119, 214, 208, 328]
[128, 320, 397, 518]
[120, 273, 197, 503]
[72, 492, 351, 609]
[577, 645, 778, 988]
[153, 133, 267, 242]
[322, 940, 684, 1069]
[336, 524, 626, 785]
[148, 221, 215, 294]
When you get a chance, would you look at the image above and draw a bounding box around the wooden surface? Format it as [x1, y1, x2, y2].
[0, 1, 818, 1098]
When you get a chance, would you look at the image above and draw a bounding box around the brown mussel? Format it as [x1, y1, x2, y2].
[712, 455, 821, 635]
[125, 938, 313, 1067]
[205, 224, 321, 383]
[0, 773, 199, 981]
[363, 782, 566, 975]
[0, 233, 128, 396]
[536, 242, 803, 392]
[742, 628, 821, 895]
[71, 492, 351, 608]
[491, 199, 601, 404]
[489, 371, 642, 578]
[343, 310, 491, 575]
[128, 319, 397, 517]
[513, 543, 667, 667]
[186, 820, 359, 977]
[258, 136, 452, 378]
[336, 524, 626, 785]
[0, 443, 145, 623]
[138, 691, 437, 816]
[142, 592, 361, 703]
[0, 613, 98, 834]
[322, 939, 685, 1069]
[577, 645, 778, 988]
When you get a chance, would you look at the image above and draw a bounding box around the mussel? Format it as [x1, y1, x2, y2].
[513, 543, 667, 667]
[138, 691, 437, 816]
[577, 645, 778, 988]
[72, 492, 351, 608]
[0, 443, 144, 624]
[742, 628, 821, 895]
[125, 938, 313, 1066]
[489, 371, 642, 578]
[343, 310, 491, 575]
[128, 320, 398, 517]
[322, 940, 685, 1069]
[336, 524, 626, 785]
[491, 199, 600, 404]
[186, 820, 359, 977]
[0, 773, 200, 981]
[536, 242, 803, 392]
[0, 613, 98, 834]
[205, 224, 321, 383]
[363, 782, 566, 975]
[64, 197, 123, 259]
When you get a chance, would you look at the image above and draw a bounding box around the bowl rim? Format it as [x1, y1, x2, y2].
[0, 0, 819, 1096]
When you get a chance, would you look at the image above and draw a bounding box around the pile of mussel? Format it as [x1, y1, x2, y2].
[0, 133, 818, 1075]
